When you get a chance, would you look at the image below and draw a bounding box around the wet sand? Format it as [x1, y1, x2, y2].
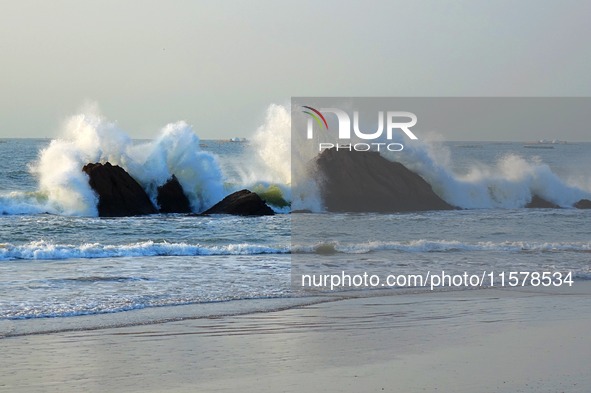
[1, 283, 590, 393]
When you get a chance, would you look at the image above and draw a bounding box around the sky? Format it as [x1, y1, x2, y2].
[1, 0, 590, 140]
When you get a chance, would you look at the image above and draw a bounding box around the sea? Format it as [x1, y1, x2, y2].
[1, 108, 590, 334]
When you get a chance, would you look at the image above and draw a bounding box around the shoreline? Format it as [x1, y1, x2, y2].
[0, 283, 538, 338]
[0, 285, 468, 338]
[1, 282, 590, 392]
[1, 282, 588, 337]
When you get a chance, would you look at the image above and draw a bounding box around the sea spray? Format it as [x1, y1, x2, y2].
[127, 122, 224, 212]
[244, 103, 324, 211]
[31, 114, 109, 216]
[285, 109, 591, 210]
[238, 104, 293, 209]
[7, 104, 591, 216]
[381, 138, 591, 209]
[250, 104, 291, 185]
[30, 110, 225, 216]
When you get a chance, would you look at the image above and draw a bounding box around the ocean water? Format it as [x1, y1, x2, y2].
[1, 114, 590, 326]
[0, 137, 293, 321]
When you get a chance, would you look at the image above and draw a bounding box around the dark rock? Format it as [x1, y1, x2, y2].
[157, 175, 192, 213]
[203, 189, 275, 216]
[82, 162, 157, 217]
[525, 195, 560, 209]
[315, 149, 454, 212]
[574, 199, 591, 209]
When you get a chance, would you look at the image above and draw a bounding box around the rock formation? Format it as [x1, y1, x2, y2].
[156, 175, 192, 213]
[82, 162, 157, 217]
[202, 189, 275, 216]
[314, 149, 454, 212]
[573, 199, 591, 209]
[525, 195, 559, 209]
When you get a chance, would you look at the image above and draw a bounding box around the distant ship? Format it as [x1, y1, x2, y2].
[523, 139, 567, 149]
[229, 137, 247, 142]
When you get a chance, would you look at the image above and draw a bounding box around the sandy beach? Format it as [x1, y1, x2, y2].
[1, 282, 589, 393]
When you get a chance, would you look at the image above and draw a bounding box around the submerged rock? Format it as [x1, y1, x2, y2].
[157, 175, 191, 213]
[574, 199, 591, 209]
[525, 195, 560, 209]
[315, 149, 454, 213]
[202, 189, 275, 216]
[82, 162, 157, 217]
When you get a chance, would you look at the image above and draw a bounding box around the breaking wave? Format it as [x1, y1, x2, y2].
[1, 239, 590, 261]
[0, 103, 300, 216]
[0, 240, 289, 261]
[382, 138, 591, 209]
[1, 102, 590, 215]
[292, 239, 591, 254]
[29, 109, 225, 216]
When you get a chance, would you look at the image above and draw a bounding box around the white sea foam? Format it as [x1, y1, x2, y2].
[0, 191, 51, 215]
[382, 138, 591, 209]
[26, 108, 225, 216]
[1, 239, 590, 261]
[2, 103, 305, 216]
[249, 104, 292, 185]
[127, 122, 225, 212]
[242, 103, 323, 212]
[0, 240, 289, 261]
[255, 106, 590, 211]
[292, 239, 591, 254]
[2, 103, 591, 216]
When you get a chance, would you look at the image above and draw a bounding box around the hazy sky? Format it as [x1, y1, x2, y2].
[1, 0, 590, 140]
